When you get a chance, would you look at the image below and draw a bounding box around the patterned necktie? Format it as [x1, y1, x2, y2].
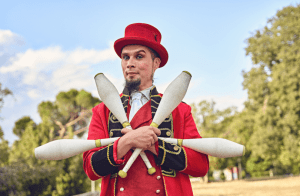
[129, 92, 143, 122]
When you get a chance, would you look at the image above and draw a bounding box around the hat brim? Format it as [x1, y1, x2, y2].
[114, 37, 168, 67]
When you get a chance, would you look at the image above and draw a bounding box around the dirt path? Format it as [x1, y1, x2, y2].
[191, 176, 300, 196]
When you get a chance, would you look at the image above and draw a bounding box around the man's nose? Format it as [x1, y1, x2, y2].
[127, 58, 136, 68]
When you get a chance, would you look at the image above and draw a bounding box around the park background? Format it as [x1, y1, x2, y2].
[1, 0, 300, 195]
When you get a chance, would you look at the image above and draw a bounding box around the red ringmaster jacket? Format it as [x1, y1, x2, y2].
[83, 87, 209, 196]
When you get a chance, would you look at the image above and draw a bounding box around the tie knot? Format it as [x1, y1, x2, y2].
[131, 92, 142, 101]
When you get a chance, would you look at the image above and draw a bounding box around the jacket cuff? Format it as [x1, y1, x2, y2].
[155, 141, 159, 155]
[113, 138, 126, 165]
[91, 143, 120, 176]
[154, 138, 186, 171]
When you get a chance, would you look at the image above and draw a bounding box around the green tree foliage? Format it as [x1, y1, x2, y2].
[1, 89, 100, 195]
[0, 163, 57, 196]
[0, 127, 10, 167]
[0, 84, 12, 167]
[244, 5, 300, 176]
[0, 83, 12, 117]
[192, 5, 300, 179]
[191, 101, 239, 171]
[13, 116, 34, 138]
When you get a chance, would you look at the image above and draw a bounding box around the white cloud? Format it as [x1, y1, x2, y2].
[0, 30, 24, 45]
[0, 29, 25, 67]
[66, 42, 117, 65]
[27, 89, 40, 99]
[0, 43, 119, 99]
[0, 47, 65, 74]
[52, 63, 93, 92]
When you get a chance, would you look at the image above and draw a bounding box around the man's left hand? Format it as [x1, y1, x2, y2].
[121, 127, 158, 156]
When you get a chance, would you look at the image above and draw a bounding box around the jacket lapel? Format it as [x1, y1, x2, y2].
[122, 86, 159, 129]
[129, 101, 152, 129]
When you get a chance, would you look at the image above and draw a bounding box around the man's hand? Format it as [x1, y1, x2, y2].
[121, 126, 161, 149]
[143, 144, 158, 156]
[117, 126, 160, 159]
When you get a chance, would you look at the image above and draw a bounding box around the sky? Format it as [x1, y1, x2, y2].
[0, 0, 298, 144]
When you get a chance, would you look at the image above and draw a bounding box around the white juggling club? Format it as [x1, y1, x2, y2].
[160, 138, 245, 158]
[34, 137, 245, 161]
[35, 138, 118, 160]
[118, 71, 192, 178]
[94, 73, 156, 175]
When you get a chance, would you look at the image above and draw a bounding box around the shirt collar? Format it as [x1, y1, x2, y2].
[130, 85, 153, 101]
[140, 86, 152, 100]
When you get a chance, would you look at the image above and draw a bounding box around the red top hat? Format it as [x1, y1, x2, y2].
[114, 23, 168, 67]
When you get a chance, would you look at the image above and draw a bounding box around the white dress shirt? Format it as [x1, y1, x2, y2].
[128, 86, 152, 122]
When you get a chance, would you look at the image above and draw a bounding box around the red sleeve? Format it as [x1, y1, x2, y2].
[82, 104, 125, 180]
[154, 103, 209, 177]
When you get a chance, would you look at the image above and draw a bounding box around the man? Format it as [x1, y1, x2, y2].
[83, 23, 209, 196]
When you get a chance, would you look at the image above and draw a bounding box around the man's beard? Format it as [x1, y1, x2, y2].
[124, 70, 154, 93]
[125, 78, 141, 94]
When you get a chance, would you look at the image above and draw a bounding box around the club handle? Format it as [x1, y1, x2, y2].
[118, 122, 158, 178]
[118, 124, 155, 178]
[118, 148, 142, 178]
[140, 152, 156, 175]
[118, 149, 156, 178]
[125, 125, 155, 174]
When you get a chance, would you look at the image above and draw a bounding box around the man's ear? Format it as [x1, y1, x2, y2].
[153, 58, 161, 71]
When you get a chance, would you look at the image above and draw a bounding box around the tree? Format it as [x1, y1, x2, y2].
[0, 83, 12, 167]
[244, 5, 300, 176]
[13, 116, 34, 138]
[0, 127, 10, 167]
[191, 100, 239, 172]
[0, 83, 12, 118]
[6, 89, 100, 195]
[0, 163, 57, 196]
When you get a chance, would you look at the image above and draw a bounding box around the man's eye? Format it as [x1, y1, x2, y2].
[137, 54, 143, 59]
[123, 55, 129, 60]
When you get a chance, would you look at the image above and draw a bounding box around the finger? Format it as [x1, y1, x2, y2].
[147, 142, 152, 149]
[150, 131, 158, 142]
[150, 136, 155, 145]
[121, 128, 131, 134]
[152, 127, 161, 136]
[152, 134, 158, 143]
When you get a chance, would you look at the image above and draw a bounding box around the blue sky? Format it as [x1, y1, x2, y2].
[0, 0, 298, 144]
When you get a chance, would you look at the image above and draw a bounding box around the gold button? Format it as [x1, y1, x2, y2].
[174, 146, 179, 151]
[156, 190, 160, 194]
[157, 176, 161, 180]
[112, 116, 116, 120]
[120, 187, 124, 191]
[166, 131, 171, 136]
[110, 132, 113, 137]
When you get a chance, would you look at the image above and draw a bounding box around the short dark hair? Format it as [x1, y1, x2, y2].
[146, 46, 160, 61]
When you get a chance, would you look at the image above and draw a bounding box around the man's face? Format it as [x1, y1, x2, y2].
[121, 45, 160, 91]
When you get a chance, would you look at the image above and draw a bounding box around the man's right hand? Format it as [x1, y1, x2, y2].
[116, 126, 161, 159]
[121, 126, 161, 149]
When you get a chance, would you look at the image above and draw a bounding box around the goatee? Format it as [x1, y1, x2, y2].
[125, 78, 141, 93]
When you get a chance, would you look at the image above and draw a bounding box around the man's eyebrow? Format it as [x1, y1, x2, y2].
[121, 50, 146, 55]
[136, 50, 146, 53]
